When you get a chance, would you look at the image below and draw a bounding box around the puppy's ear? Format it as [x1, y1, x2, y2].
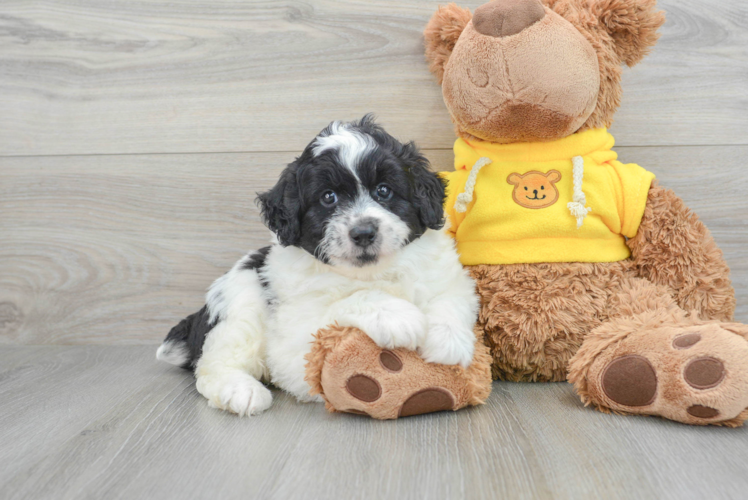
[424, 4, 472, 84]
[592, 0, 665, 67]
[402, 143, 446, 231]
[256, 163, 302, 246]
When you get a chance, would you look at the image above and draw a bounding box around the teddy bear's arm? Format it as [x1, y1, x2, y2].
[627, 181, 735, 321]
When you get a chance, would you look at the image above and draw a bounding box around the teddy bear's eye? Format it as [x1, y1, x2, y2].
[524, 186, 528, 191]
[541, 186, 544, 190]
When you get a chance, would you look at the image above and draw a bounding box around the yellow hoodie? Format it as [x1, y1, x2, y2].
[443, 128, 655, 265]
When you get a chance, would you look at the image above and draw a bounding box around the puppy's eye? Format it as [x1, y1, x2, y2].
[374, 184, 393, 201]
[320, 190, 338, 208]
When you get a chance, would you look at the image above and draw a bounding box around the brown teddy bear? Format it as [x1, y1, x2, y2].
[422, 0, 748, 426]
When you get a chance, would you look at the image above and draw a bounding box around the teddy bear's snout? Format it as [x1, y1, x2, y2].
[440, 0, 601, 142]
[473, 0, 545, 38]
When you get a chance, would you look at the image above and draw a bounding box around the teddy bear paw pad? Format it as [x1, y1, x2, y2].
[346, 375, 382, 402]
[586, 323, 748, 425]
[600, 355, 657, 407]
[399, 388, 456, 417]
[379, 350, 403, 372]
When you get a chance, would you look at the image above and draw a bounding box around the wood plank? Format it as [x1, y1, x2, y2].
[1, 146, 747, 345]
[1, 345, 748, 500]
[0, 151, 284, 344]
[0, 0, 746, 156]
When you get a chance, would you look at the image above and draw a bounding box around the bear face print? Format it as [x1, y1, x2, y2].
[507, 170, 562, 209]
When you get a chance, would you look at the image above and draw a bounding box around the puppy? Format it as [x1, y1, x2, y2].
[157, 115, 479, 416]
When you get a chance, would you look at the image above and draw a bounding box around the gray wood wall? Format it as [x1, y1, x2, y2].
[2, 0, 747, 345]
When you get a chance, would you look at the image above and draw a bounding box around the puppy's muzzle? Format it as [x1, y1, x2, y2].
[349, 219, 378, 248]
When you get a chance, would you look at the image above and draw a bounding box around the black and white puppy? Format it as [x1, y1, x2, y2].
[157, 116, 478, 416]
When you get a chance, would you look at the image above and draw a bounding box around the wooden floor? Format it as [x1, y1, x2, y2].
[3, 345, 748, 500]
[1, 0, 748, 498]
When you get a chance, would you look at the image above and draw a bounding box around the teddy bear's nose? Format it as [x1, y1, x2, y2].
[473, 0, 546, 38]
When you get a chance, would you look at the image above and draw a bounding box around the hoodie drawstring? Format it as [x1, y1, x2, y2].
[568, 155, 591, 228]
[454, 157, 492, 213]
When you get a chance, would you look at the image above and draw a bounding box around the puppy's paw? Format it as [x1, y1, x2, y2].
[197, 371, 272, 417]
[363, 300, 427, 351]
[419, 323, 475, 368]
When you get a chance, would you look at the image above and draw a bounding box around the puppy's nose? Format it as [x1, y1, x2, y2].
[472, 0, 546, 38]
[349, 222, 378, 248]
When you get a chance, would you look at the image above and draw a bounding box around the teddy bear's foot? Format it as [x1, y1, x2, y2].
[304, 325, 492, 419]
[569, 314, 748, 426]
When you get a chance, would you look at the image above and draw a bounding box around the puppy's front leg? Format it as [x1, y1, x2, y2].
[195, 318, 272, 416]
[418, 270, 480, 368]
[418, 297, 477, 368]
[194, 266, 272, 417]
[326, 290, 428, 350]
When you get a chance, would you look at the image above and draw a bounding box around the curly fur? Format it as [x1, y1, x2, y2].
[470, 260, 634, 382]
[629, 182, 735, 321]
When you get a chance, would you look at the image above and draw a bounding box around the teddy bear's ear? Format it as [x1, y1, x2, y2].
[592, 0, 666, 67]
[546, 170, 562, 183]
[507, 173, 522, 185]
[424, 4, 473, 84]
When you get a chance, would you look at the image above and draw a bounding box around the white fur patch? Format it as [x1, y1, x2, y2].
[312, 121, 375, 177]
[156, 341, 189, 366]
[326, 290, 428, 350]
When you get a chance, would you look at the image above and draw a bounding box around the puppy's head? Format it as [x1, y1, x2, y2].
[257, 115, 445, 268]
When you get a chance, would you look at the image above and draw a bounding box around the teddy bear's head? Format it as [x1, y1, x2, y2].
[424, 0, 665, 144]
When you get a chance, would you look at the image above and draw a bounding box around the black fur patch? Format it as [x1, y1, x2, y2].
[163, 305, 215, 370]
[241, 245, 271, 271]
[242, 246, 271, 287]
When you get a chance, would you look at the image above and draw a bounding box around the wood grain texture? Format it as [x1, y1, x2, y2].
[2, 1, 747, 497]
[0, 0, 746, 156]
[2, 146, 747, 345]
[1, 345, 747, 500]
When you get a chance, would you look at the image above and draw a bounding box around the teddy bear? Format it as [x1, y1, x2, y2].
[419, 0, 748, 426]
